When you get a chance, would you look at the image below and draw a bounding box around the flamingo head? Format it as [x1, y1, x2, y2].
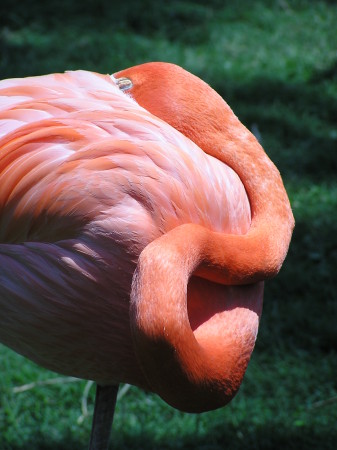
[114, 62, 237, 159]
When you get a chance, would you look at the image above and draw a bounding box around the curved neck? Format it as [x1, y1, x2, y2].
[129, 105, 293, 411]
[116, 62, 294, 411]
[115, 63, 294, 283]
[196, 126, 294, 284]
[130, 225, 263, 412]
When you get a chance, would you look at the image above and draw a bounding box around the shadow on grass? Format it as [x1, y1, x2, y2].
[0, 0, 221, 50]
[5, 423, 336, 450]
[211, 72, 337, 183]
[11, 426, 337, 450]
[255, 207, 337, 355]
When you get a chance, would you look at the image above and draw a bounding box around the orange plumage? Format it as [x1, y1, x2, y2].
[0, 63, 293, 425]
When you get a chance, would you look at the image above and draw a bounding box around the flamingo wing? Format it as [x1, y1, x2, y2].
[0, 70, 261, 408]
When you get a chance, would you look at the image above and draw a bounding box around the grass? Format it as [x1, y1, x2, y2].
[0, 0, 336, 448]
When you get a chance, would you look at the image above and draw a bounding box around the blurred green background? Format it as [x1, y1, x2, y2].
[0, 0, 336, 449]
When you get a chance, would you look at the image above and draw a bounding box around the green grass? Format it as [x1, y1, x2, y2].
[1, 0, 336, 448]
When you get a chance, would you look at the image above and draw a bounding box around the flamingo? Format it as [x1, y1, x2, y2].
[0, 62, 294, 449]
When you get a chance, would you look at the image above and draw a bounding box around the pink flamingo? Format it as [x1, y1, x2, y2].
[0, 62, 294, 449]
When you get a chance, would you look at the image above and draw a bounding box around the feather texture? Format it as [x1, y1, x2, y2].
[0, 69, 253, 391]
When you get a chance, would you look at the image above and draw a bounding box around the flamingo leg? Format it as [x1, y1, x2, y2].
[88, 384, 119, 450]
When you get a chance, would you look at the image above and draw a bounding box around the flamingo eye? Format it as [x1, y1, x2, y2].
[115, 77, 133, 91]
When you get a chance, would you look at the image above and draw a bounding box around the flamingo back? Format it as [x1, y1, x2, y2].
[0, 69, 260, 405]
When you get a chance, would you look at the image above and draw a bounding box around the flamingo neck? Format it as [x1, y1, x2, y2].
[115, 62, 294, 283]
[115, 62, 294, 411]
[194, 126, 294, 285]
[130, 226, 263, 412]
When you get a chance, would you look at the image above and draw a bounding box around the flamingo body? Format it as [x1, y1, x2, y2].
[0, 64, 293, 414]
